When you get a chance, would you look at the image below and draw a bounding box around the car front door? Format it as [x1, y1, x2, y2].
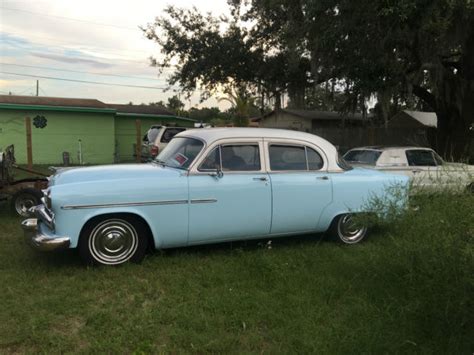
[187, 140, 272, 244]
[265, 141, 333, 234]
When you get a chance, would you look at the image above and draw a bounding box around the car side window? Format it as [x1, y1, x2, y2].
[307, 147, 324, 170]
[270, 145, 306, 170]
[161, 128, 186, 143]
[221, 145, 260, 171]
[199, 144, 261, 171]
[406, 150, 437, 166]
[269, 145, 323, 171]
[199, 147, 220, 170]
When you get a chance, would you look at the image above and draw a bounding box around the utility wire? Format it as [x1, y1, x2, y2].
[0, 7, 138, 31]
[1, 63, 165, 82]
[1, 30, 153, 55]
[4, 40, 175, 70]
[0, 71, 170, 90]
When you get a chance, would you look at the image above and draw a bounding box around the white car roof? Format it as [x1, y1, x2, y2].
[348, 146, 433, 152]
[178, 127, 342, 171]
[179, 127, 332, 145]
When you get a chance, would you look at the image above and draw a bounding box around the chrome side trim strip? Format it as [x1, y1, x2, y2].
[61, 199, 188, 210]
[190, 198, 218, 204]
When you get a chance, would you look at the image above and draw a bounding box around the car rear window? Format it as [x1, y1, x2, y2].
[145, 127, 162, 143]
[405, 150, 437, 166]
[343, 150, 382, 165]
[161, 128, 186, 143]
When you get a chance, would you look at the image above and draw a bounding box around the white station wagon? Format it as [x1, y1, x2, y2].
[344, 146, 474, 192]
[23, 129, 408, 266]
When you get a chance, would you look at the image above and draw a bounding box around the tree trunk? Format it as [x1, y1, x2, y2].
[435, 27, 474, 161]
[287, 86, 305, 109]
[273, 92, 282, 110]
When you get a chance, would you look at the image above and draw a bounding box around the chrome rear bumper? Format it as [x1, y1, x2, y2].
[21, 218, 70, 251]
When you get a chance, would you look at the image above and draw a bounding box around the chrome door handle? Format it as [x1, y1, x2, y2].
[316, 176, 329, 180]
[253, 177, 268, 181]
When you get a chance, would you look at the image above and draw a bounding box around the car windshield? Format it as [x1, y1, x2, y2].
[155, 137, 204, 169]
[344, 150, 382, 165]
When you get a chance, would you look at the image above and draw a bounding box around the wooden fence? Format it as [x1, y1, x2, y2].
[311, 127, 436, 153]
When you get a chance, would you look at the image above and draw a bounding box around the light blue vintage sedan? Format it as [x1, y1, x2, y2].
[22, 128, 409, 266]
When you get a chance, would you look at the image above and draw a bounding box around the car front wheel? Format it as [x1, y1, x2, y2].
[79, 216, 148, 266]
[330, 214, 368, 244]
[11, 188, 42, 217]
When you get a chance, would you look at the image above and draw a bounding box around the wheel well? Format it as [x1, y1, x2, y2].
[79, 213, 155, 250]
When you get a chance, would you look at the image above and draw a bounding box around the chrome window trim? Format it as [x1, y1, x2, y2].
[304, 146, 309, 171]
[190, 138, 266, 175]
[265, 140, 327, 173]
[159, 135, 207, 171]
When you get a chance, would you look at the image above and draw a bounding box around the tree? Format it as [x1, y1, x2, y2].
[238, 0, 473, 157]
[144, 1, 473, 158]
[188, 107, 222, 122]
[218, 87, 257, 127]
[166, 95, 185, 114]
[141, 6, 311, 112]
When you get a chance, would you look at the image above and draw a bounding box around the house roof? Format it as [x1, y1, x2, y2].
[0, 95, 190, 118]
[402, 110, 437, 128]
[257, 109, 370, 121]
[106, 103, 173, 116]
[0, 94, 108, 108]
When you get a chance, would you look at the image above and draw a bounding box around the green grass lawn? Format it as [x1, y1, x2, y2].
[0, 193, 472, 353]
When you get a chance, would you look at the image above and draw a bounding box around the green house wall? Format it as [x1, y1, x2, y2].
[0, 109, 115, 165]
[0, 107, 195, 165]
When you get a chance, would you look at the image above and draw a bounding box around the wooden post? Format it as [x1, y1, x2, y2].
[135, 119, 141, 163]
[25, 117, 33, 169]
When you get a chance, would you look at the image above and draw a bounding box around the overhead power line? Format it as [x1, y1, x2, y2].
[0, 7, 139, 31]
[1, 30, 153, 55]
[1, 63, 164, 82]
[3, 37, 176, 70]
[0, 71, 170, 90]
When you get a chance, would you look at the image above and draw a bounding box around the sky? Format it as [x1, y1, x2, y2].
[0, 0, 231, 109]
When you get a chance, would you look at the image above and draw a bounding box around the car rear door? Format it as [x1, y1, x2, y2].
[265, 140, 332, 234]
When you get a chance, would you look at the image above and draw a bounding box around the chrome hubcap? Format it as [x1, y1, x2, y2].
[15, 195, 37, 216]
[337, 214, 367, 243]
[89, 219, 138, 265]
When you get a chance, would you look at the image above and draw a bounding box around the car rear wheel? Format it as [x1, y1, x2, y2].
[11, 188, 42, 217]
[79, 216, 148, 266]
[329, 214, 367, 244]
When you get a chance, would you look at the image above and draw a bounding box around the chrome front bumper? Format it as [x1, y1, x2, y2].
[21, 218, 70, 251]
[30, 204, 55, 231]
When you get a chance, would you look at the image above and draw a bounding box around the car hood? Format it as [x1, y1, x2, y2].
[49, 163, 183, 186]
